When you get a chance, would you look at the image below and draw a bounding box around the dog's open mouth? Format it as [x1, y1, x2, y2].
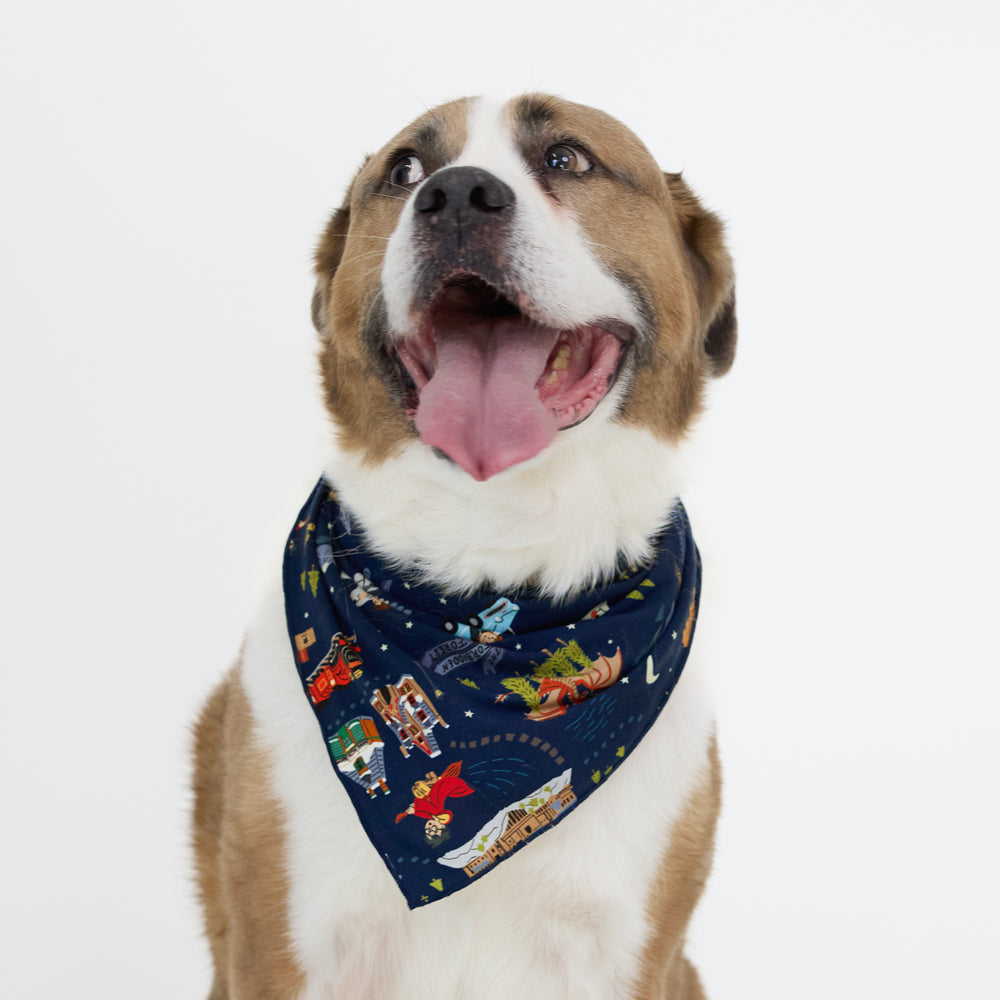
[393, 275, 630, 481]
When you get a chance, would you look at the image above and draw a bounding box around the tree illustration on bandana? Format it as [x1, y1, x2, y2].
[496, 639, 623, 721]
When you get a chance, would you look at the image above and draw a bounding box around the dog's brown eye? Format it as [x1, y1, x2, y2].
[389, 155, 426, 187]
[544, 144, 592, 174]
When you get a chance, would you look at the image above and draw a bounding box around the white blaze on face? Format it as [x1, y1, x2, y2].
[380, 96, 639, 338]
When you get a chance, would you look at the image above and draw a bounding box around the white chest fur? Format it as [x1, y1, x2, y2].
[324, 419, 691, 599]
[241, 575, 715, 1000]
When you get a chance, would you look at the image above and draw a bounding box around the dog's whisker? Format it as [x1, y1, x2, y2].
[344, 246, 387, 258]
[582, 237, 620, 255]
[343, 249, 388, 266]
[357, 262, 387, 282]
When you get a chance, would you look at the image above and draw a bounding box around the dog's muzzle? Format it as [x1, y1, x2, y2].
[389, 167, 633, 482]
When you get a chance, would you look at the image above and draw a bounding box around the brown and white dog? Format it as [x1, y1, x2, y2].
[192, 94, 736, 1000]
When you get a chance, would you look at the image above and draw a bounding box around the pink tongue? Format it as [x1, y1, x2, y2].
[414, 316, 560, 481]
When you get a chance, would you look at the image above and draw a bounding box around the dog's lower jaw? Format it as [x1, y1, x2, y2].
[323, 411, 691, 598]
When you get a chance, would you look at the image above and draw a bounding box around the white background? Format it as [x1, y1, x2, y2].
[2, 1, 998, 997]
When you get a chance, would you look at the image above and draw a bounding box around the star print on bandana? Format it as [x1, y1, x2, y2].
[283, 477, 701, 908]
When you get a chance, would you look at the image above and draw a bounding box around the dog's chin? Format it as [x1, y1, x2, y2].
[391, 275, 632, 482]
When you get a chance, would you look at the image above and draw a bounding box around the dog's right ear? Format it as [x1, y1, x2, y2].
[312, 159, 372, 339]
[311, 202, 352, 339]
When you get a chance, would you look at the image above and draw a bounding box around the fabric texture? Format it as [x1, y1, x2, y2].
[283, 476, 701, 908]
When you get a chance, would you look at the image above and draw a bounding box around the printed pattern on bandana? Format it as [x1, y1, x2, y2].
[283, 477, 701, 909]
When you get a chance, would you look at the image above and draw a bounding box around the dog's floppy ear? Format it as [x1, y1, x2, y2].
[312, 158, 373, 339]
[665, 172, 737, 377]
[311, 201, 352, 339]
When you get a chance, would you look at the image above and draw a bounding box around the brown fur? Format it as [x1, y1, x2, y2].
[631, 739, 722, 999]
[192, 665, 304, 1000]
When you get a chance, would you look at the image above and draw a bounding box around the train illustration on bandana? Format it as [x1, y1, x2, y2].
[305, 632, 363, 705]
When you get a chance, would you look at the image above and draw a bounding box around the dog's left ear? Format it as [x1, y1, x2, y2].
[665, 172, 737, 377]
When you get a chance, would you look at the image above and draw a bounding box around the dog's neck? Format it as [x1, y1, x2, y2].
[324, 413, 689, 599]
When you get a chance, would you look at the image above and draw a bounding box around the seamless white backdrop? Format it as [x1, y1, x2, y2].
[2, 1, 998, 997]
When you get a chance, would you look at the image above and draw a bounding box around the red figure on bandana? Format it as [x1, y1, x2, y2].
[395, 761, 474, 843]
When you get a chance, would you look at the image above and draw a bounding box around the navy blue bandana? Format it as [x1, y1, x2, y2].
[283, 477, 701, 909]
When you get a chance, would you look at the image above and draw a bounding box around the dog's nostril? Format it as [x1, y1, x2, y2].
[415, 185, 447, 214]
[469, 182, 509, 212]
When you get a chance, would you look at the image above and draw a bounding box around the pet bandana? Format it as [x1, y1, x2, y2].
[283, 477, 701, 909]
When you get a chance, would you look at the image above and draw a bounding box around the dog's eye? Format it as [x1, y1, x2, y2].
[388, 155, 426, 187]
[544, 144, 593, 174]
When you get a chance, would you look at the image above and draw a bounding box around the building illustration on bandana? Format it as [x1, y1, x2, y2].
[370, 674, 449, 758]
[327, 717, 389, 797]
[437, 768, 577, 878]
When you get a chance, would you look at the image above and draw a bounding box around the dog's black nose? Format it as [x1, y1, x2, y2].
[414, 166, 515, 216]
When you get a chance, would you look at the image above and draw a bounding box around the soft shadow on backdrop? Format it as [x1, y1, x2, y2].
[1, 1, 997, 997]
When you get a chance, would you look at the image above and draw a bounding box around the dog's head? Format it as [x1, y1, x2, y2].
[312, 95, 735, 485]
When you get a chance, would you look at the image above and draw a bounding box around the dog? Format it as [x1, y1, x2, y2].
[192, 93, 736, 1000]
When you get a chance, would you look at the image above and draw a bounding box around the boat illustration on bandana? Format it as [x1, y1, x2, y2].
[283, 477, 701, 908]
